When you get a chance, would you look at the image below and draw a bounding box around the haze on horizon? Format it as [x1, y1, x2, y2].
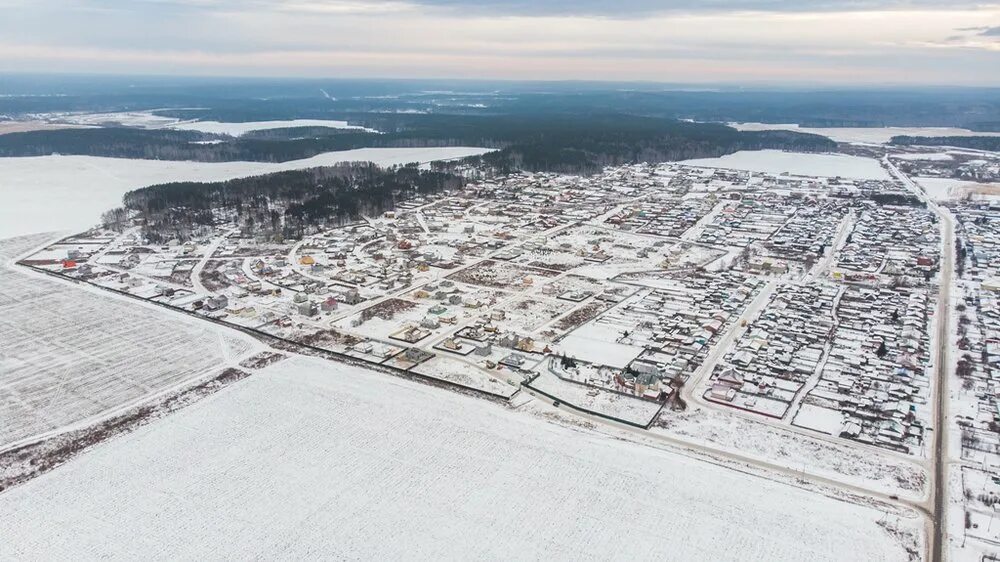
[0, 0, 998, 86]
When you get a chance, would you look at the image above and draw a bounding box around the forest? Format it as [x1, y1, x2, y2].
[120, 163, 463, 241]
[0, 113, 836, 174]
[891, 136, 1000, 152]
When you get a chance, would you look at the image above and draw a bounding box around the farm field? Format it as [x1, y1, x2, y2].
[0, 354, 922, 561]
[0, 234, 256, 448]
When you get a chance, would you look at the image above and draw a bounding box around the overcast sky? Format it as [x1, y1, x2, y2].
[0, 0, 997, 85]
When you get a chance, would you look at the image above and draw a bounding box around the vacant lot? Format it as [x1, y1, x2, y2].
[448, 259, 558, 290]
[0, 235, 255, 448]
[0, 354, 920, 560]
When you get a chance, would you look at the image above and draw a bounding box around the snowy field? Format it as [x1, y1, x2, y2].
[0, 234, 256, 449]
[0, 147, 492, 239]
[916, 178, 965, 201]
[410, 355, 519, 398]
[730, 122, 1000, 144]
[916, 177, 1000, 202]
[0, 354, 921, 561]
[171, 119, 377, 136]
[556, 320, 644, 369]
[679, 150, 891, 180]
[892, 152, 955, 161]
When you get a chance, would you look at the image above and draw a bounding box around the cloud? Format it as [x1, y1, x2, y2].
[403, 0, 990, 17]
[0, 0, 997, 85]
[979, 25, 1000, 36]
[57, 0, 1000, 18]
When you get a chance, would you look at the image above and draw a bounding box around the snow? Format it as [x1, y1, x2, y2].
[655, 406, 927, 500]
[892, 152, 954, 161]
[529, 368, 661, 426]
[0, 354, 921, 561]
[916, 178, 965, 201]
[410, 355, 519, 398]
[0, 234, 259, 449]
[0, 147, 493, 239]
[679, 150, 891, 180]
[556, 320, 644, 369]
[730, 122, 1000, 145]
[54, 111, 181, 129]
[171, 119, 378, 136]
[792, 403, 846, 436]
[915, 177, 1000, 202]
[50, 113, 380, 135]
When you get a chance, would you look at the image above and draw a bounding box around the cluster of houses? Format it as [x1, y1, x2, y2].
[835, 205, 940, 279]
[947, 199, 1000, 548]
[762, 200, 848, 265]
[20, 157, 968, 441]
[704, 275, 935, 454]
[705, 284, 840, 418]
[801, 286, 932, 453]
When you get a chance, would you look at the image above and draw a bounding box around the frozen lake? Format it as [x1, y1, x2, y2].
[0, 147, 492, 239]
[679, 149, 891, 180]
[171, 119, 378, 136]
[731, 122, 1000, 145]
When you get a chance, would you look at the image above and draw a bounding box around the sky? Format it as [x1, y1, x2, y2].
[0, 0, 998, 85]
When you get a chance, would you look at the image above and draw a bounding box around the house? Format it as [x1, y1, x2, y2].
[710, 383, 737, 402]
[499, 333, 521, 348]
[515, 337, 535, 352]
[500, 353, 527, 368]
[297, 300, 318, 317]
[717, 367, 744, 387]
[341, 288, 363, 305]
[205, 295, 229, 311]
[404, 347, 431, 362]
[320, 297, 338, 312]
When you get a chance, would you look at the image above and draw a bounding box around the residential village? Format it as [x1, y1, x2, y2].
[944, 196, 1000, 553]
[17, 157, 957, 447]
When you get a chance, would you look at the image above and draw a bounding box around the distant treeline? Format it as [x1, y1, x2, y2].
[0, 127, 415, 162]
[0, 113, 836, 174]
[891, 135, 1000, 152]
[120, 163, 462, 242]
[351, 113, 837, 174]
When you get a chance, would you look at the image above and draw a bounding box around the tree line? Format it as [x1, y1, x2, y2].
[120, 163, 464, 242]
[0, 113, 836, 174]
[891, 136, 1000, 152]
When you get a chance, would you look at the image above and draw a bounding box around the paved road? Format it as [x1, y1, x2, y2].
[885, 156, 953, 562]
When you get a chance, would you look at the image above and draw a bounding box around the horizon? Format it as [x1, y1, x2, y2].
[4, 71, 1000, 92]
